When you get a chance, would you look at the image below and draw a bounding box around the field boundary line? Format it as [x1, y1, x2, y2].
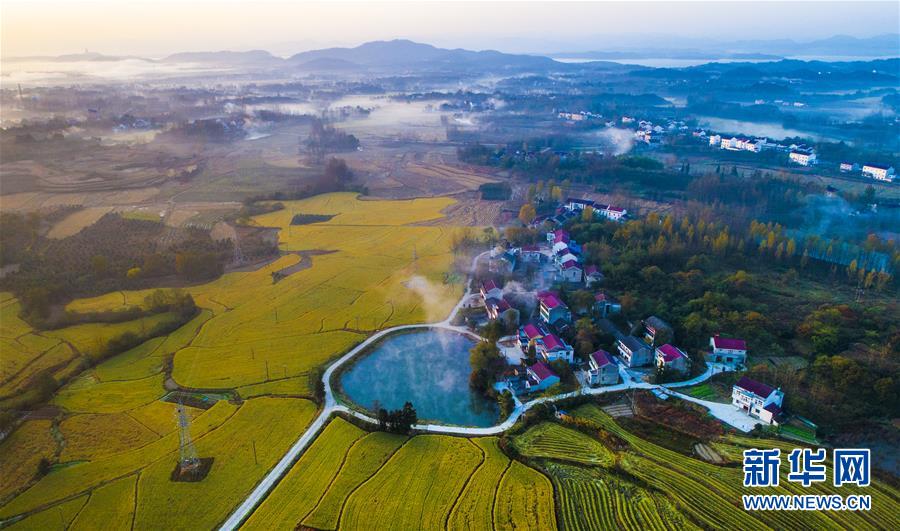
[335, 435, 412, 530]
[444, 438, 487, 531]
[491, 459, 513, 531]
[298, 428, 366, 525]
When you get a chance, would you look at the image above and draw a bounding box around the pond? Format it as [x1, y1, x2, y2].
[338, 329, 500, 427]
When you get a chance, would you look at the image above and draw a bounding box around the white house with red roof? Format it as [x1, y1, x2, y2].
[525, 362, 560, 393]
[537, 291, 571, 325]
[518, 323, 545, 352]
[547, 228, 570, 246]
[480, 279, 503, 301]
[732, 376, 784, 425]
[584, 265, 604, 287]
[558, 260, 583, 283]
[596, 205, 627, 222]
[587, 349, 618, 386]
[536, 333, 575, 364]
[485, 297, 518, 324]
[655, 344, 689, 374]
[709, 335, 747, 367]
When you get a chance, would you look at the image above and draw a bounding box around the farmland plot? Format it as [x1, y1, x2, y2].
[493, 461, 556, 531]
[447, 437, 509, 531]
[243, 417, 365, 529]
[340, 435, 483, 530]
[301, 431, 407, 530]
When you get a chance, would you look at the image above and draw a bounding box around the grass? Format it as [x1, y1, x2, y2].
[243, 417, 365, 530]
[339, 435, 483, 530]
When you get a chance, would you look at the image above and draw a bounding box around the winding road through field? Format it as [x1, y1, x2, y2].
[220, 250, 752, 530]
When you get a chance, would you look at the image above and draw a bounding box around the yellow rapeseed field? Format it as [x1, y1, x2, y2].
[1, 193, 464, 525]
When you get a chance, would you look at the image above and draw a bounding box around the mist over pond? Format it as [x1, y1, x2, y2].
[339, 329, 500, 427]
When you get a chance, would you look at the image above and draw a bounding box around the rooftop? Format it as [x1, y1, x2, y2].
[735, 376, 776, 399]
[656, 344, 686, 362]
[712, 335, 747, 351]
[530, 361, 556, 381]
[591, 349, 616, 367]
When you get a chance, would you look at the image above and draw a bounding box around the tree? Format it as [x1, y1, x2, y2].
[518, 203, 536, 225]
[581, 205, 594, 222]
[469, 341, 504, 393]
[324, 157, 354, 187]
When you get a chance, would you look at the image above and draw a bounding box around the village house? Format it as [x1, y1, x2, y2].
[708, 335, 748, 367]
[565, 198, 595, 212]
[489, 250, 517, 274]
[616, 336, 652, 368]
[642, 316, 672, 346]
[480, 279, 503, 301]
[708, 134, 722, 147]
[587, 349, 619, 386]
[840, 162, 860, 172]
[485, 297, 518, 324]
[525, 362, 560, 393]
[596, 205, 627, 222]
[536, 333, 575, 364]
[584, 265, 604, 287]
[593, 292, 621, 318]
[520, 244, 543, 263]
[558, 260, 583, 283]
[789, 150, 817, 166]
[655, 344, 689, 374]
[732, 376, 784, 425]
[518, 323, 545, 352]
[537, 291, 572, 326]
[547, 228, 570, 246]
[861, 164, 895, 182]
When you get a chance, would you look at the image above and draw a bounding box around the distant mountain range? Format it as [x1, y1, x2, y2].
[554, 33, 900, 61]
[6, 35, 898, 73]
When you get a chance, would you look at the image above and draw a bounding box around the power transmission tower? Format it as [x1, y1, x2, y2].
[176, 401, 200, 475]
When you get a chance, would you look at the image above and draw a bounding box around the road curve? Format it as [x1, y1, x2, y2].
[219, 251, 740, 530]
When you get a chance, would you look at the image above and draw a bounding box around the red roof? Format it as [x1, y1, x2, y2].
[481, 279, 500, 292]
[542, 333, 567, 351]
[522, 324, 544, 339]
[735, 376, 775, 399]
[522, 244, 540, 252]
[553, 229, 570, 244]
[763, 402, 782, 414]
[537, 291, 565, 309]
[712, 335, 747, 351]
[530, 361, 556, 381]
[584, 265, 599, 275]
[656, 344, 686, 363]
[594, 292, 616, 302]
[590, 350, 615, 367]
[562, 260, 581, 270]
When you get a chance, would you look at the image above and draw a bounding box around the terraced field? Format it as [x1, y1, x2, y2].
[512, 422, 615, 466]
[571, 404, 900, 531]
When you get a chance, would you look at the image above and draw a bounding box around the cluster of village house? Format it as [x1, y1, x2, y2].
[700, 130, 894, 181]
[477, 209, 786, 425]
